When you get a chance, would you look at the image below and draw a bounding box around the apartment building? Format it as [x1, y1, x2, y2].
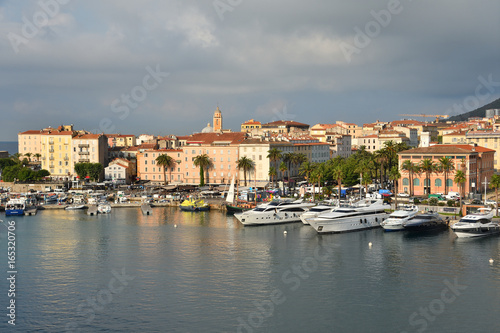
[137, 149, 184, 184]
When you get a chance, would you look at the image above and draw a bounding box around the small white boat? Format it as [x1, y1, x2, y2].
[97, 203, 112, 214]
[381, 205, 419, 231]
[451, 208, 499, 238]
[65, 204, 86, 210]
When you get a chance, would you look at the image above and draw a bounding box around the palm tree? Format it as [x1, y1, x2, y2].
[356, 159, 373, 198]
[401, 160, 419, 196]
[438, 157, 454, 195]
[268, 166, 277, 187]
[299, 161, 314, 183]
[454, 170, 466, 216]
[283, 152, 294, 182]
[374, 150, 390, 186]
[267, 148, 282, 186]
[389, 166, 401, 209]
[24, 152, 32, 162]
[236, 156, 255, 186]
[156, 154, 176, 185]
[279, 161, 288, 182]
[193, 154, 212, 186]
[331, 165, 344, 200]
[34, 153, 42, 162]
[490, 174, 500, 216]
[420, 159, 437, 195]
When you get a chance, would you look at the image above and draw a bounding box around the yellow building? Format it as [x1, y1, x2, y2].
[442, 130, 467, 145]
[41, 130, 75, 179]
[241, 119, 262, 132]
[18, 130, 47, 161]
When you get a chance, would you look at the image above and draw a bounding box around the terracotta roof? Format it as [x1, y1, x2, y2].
[391, 120, 426, 126]
[262, 120, 309, 127]
[74, 134, 102, 139]
[186, 132, 246, 145]
[242, 119, 262, 125]
[19, 130, 48, 135]
[443, 131, 467, 136]
[399, 144, 495, 155]
[42, 131, 74, 136]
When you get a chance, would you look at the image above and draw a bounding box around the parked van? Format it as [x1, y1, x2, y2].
[428, 194, 444, 201]
[445, 192, 460, 200]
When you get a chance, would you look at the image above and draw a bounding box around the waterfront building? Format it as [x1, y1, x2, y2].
[329, 135, 352, 158]
[137, 149, 184, 184]
[309, 124, 348, 142]
[182, 132, 246, 185]
[72, 133, 108, 180]
[336, 121, 362, 138]
[465, 130, 500, 171]
[398, 144, 495, 196]
[18, 129, 48, 159]
[40, 130, 75, 180]
[105, 158, 136, 185]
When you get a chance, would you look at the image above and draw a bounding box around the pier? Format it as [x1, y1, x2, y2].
[87, 205, 98, 216]
[141, 203, 153, 215]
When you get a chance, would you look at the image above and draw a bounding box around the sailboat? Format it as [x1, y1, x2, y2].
[225, 176, 254, 214]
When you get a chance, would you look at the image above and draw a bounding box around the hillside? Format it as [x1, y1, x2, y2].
[447, 97, 500, 122]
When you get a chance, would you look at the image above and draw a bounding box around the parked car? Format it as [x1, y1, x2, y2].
[469, 199, 482, 205]
[485, 199, 498, 206]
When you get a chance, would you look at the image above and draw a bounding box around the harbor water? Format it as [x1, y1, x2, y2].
[1, 207, 500, 332]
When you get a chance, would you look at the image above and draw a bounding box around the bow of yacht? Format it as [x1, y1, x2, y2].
[234, 199, 315, 225]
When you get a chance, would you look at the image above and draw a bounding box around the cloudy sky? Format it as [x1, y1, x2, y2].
[1, 0, 499, 140]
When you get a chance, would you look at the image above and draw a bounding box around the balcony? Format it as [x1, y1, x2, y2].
[64, 156, 69, 161]
[78, 151, 89, 155]
[49, 139, 54, 144]
[49, 148, 54, 153]
[41, 157, 46, 161]
[79, 159, 90, 163]
[49, 165, 55, 169]
[78, 144, 89, 148]
[49, 156, 54, 161]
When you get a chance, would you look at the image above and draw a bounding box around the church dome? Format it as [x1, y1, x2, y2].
[201, 123, 213, 133]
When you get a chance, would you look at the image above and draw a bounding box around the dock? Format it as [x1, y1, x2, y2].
[87, 205, 98, 216]
[141, 203, 153, 215]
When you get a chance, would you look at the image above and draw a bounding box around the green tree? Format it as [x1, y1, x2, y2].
[88, 163, 103, 182]
[193, 154, 212, 186]
[438, 157, 455, 195]
[279, 161, 288, 182]
[36, 169, 50, 179]
[331, 165, 344, 200]
[268, 166, 277, 187]
[454, 170, 466, 216]
[1, 165, 22, 182]
[267, 148, 282, 185]
[74, 163, 88, 180]
[236, 156, 255, 186]
[24, 152, 32, 162]
[156, 154, 176, 185]
[420, 159, 437, 195]
[490, 174, 500, 216]
[389, 166, 401, 209]
[402, 160, 420, 196]
[34, 153, 42, 162]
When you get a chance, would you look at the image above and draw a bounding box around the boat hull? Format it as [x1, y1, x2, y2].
[180, 205, 210, 212]
[226, 204, 251, 214]
[235, 211, 305, 226]
[381, 223, 404, 231]
[308, 212, 388, 233]
[452, 227, 500, 238]
[5, 209, 24, 216]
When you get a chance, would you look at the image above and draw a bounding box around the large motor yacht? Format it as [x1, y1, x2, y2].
[380, 205, 419, 231]
[451, 208, 500, 238]
[402, 211, 448, 232]
[306, 199, 389, 234]
[234, 199, 315, 226]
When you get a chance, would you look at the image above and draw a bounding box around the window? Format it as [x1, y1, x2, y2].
[446, 179, 453, 187]
[435, 179, 442, 187]
[145, 153, 148, 157]
[414, 178, 420, 186]
[145, 167, 148, 172]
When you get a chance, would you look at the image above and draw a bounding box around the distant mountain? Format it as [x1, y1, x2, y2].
[447, 97, 500, 122]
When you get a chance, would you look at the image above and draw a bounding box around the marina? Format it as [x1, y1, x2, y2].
[1, 207, 500, 332]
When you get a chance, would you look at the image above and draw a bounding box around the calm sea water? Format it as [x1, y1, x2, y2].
[0, 141, 17, 155]
[1, 207, 500, 332]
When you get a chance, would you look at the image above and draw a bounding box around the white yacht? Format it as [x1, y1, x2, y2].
[380, 205, 419, 231]
[300, 204, 336, 225]
[451, 208, 500, 238]
[306, 199, 389, 234]
[234, 199, 315, 226]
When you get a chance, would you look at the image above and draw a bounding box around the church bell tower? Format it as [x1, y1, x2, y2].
[213, 106, 222, 132]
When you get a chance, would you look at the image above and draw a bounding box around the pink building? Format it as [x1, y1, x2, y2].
[137, 149, 184, 184]
[182, 132, 246, 185]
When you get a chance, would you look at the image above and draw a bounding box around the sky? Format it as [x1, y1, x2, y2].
[0, 0, 499, 141]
